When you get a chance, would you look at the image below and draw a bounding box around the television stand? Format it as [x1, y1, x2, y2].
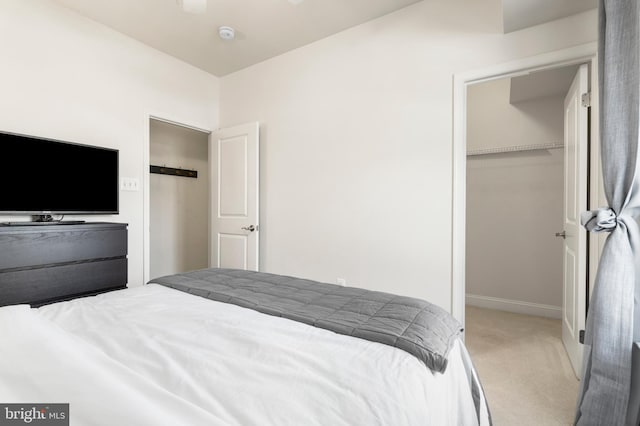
[0, 220, 86, 226]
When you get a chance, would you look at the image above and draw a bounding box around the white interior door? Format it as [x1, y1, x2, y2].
[210, 122, 259, 271]
[561, 64, 589, 379]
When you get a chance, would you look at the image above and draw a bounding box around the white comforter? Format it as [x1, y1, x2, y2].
[1, 284, 489, 425]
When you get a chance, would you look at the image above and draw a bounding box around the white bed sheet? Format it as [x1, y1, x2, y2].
[0, 304, 226, 426]
[7, 284, 489, 425]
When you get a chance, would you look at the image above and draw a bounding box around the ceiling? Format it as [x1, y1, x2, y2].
[502, 0, 597, 33]
[509, 65, 580, 104]
[53, 0, 422, 77]
[52, 0, 597, 77]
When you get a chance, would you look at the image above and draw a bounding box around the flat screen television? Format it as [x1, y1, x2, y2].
[0, 130, 119, 218]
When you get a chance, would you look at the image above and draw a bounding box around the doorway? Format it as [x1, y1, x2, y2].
[148, 118, 211, 280]
[451, 43, 600, 332]
[464, 68, 573, 321]
[462, 62, 591, 376]
[451, 43, 604, 388]
[458, 53, 596, 424]
[463, 64, 582, 377]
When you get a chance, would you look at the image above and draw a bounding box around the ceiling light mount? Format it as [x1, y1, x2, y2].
[177, 0, 207, 14]
[218, 26, 235, 41]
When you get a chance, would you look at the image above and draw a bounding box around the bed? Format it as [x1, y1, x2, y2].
[0, 267, 492, 425]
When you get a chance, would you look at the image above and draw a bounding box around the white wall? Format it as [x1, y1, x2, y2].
[466, 78, 564, 152]
[149, 120, 209, 279]
[220, 1, 597, 311]
[0, 0, 219, 287]
[465, 149, 564, 317]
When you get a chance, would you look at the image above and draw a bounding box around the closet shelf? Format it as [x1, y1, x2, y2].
[467, 142, 563, 157]
[150, 165, 198, 178]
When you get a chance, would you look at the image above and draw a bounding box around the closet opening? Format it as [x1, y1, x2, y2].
[148, 118, 211, 281]
[462, 63, 591, 424]
[465, 67, 573, 320]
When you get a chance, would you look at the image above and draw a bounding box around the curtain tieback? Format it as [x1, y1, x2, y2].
[581, 208, 618, 232]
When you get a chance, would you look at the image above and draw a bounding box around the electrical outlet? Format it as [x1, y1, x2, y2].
[120, 177, 140, 192]
[336, 278, 347, 286]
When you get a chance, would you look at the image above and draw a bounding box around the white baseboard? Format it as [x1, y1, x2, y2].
[466, 294, 562, 319]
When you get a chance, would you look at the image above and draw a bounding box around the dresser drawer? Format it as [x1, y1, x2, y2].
[0, 258, 127, 306]
[0, 224, 127, 271]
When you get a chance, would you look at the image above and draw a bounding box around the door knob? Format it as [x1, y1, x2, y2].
[555, 231, 566, 239]
[241, 225, 257, 232]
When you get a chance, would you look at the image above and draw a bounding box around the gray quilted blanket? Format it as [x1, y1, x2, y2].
[149, 268, 463, 373]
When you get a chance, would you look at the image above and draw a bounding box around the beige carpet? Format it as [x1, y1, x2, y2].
[465, 306, 579, 426]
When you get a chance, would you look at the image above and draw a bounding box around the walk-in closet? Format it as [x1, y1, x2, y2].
[464, 67, 579, 318]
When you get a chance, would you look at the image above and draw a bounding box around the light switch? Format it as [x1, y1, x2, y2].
[120, 177, 140, 192]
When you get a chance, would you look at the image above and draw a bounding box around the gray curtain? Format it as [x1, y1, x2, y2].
[575, 1, 640, 425]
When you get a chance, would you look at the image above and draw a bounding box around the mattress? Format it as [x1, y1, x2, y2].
[151, 267, 464, 373]
[0, 283, 491, 425]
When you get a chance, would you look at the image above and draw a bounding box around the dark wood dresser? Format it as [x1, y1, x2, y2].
[0, 222, 128, 307]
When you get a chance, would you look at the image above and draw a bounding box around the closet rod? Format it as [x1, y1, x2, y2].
[150, 165, 198, 178]
[467, 142, 564, 157]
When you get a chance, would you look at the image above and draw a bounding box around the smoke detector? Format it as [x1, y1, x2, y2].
[218, 26, 235, 41]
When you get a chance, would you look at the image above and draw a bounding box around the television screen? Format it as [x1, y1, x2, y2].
[0, 131, 119, 215]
